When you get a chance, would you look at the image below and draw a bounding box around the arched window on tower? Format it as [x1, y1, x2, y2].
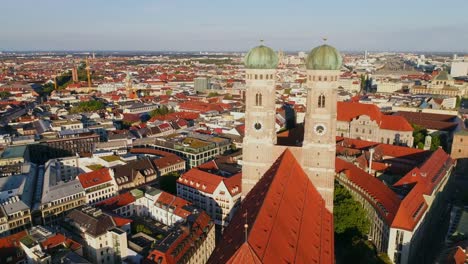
[255, 93, 263, 106]
[318, 94, 325, 108]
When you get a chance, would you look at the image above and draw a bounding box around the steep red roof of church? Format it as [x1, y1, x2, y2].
[208, 149, 333, 264]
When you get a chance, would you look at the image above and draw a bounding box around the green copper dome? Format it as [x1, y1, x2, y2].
[305, 44, 342, 70]
[244, 45, 278, 69]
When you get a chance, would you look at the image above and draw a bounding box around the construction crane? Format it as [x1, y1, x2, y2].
[85, 57, 92, 89]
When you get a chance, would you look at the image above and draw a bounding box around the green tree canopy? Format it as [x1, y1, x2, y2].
[70, 100, 105, 113]
[149, 105, 174, 118]
[0, 91, 12, 99]
[334, 183, 370, 235]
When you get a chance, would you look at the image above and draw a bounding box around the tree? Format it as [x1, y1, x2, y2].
[412, 123, 428, 148]
[149, 105, 174, 118]
[207, 92, 219, 97]
[334, 183, 390, 264]
[0, 91, 12, 99]
[69, 100, 105, 113]
[430, 134, 441, 151]
[334, 183, 370, 235]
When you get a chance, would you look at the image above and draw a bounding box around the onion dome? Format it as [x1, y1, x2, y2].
[244, 43, 278, 69]
[305, 44, 342, 70]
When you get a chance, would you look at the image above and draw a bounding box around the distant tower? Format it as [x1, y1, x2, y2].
[85, 57, 92, 88]
[71, 67, 79, 83]
[302, 42, 342, 211]
[125, 72, 136, 99]
[278, 50, 285, 68]
[242, 41, 279, 195]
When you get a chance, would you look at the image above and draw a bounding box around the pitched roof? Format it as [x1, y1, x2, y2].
[96, 192, 136, 211]
[78, 168, 112, 189]
[337, 102, 412, 131]
[208, 149, 333, 264]
[156, 192, 191, 219]
[394, 111, 457, 131]
[178, 167, 241, 196]
[335, 158, 401, 225]
[392, 148, 454, 231]
[144, 212, 213, 264]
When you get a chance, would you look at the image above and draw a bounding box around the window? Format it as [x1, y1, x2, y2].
[255, 93, 262, 106]
[318, 94, 325, 108]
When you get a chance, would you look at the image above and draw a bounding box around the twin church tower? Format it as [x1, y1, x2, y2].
[241, 42, 343, 211]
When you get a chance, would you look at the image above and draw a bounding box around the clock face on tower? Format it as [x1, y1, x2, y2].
[313, 123, 327, 136]
[254, 122, 262, 130]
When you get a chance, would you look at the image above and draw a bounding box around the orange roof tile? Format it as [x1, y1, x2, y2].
[335, 158, 401, 225]
[337, 102, 412, 131]
[208, 149, 333, 264]
[156, 192, 191, 219]
[392, 148, 454, 231]
[78, 168, 112, 189]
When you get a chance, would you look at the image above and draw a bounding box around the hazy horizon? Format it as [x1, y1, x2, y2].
[2, 0, 468, 52]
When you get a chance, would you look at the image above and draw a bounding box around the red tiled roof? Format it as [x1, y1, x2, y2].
[96, 192, 136, 211]
[112, 216, 133, 227]
[78, 168, 113, 189]
[144, 211, 212, 264]
[178, 169, 223, 194]
[335, 158, 401, 225]
[208, 149, 333, 264]
[392, 148, 454, 231]
[178, 166, 241, 196]
[337, 102, 412, 131]
[40, 233, 82, 251]
[156, 192, 191, 218]
[0, 230, 27, 263]
[394, 111, 457, 131]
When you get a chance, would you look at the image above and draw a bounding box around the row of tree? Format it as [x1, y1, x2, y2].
[69, 100, 105, 113]
[334, 183, 392, 264]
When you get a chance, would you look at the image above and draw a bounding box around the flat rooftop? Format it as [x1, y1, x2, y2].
[1, 145, 27, 159]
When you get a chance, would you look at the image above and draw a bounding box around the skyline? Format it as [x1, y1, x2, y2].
[1, 0, 468, 52]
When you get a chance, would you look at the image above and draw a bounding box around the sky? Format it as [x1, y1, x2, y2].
[1, 0, 468, 52]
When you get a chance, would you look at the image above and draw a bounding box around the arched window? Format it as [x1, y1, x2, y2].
[260, 74, 263, 80]
[255, 93, 262, 106]
[255, 74, 258, 80]
[318, 94, 325, 108]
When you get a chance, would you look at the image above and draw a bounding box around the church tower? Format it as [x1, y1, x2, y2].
[302, 43, 342, 211]
[242, 43, 279, 196]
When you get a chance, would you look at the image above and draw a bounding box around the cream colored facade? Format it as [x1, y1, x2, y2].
[186, 224, 216, 264]
[82, 227, 128, 264]
[177, 178, 241, 227]
[336, 116, 414, 146]
[242, 67, 338, 211]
